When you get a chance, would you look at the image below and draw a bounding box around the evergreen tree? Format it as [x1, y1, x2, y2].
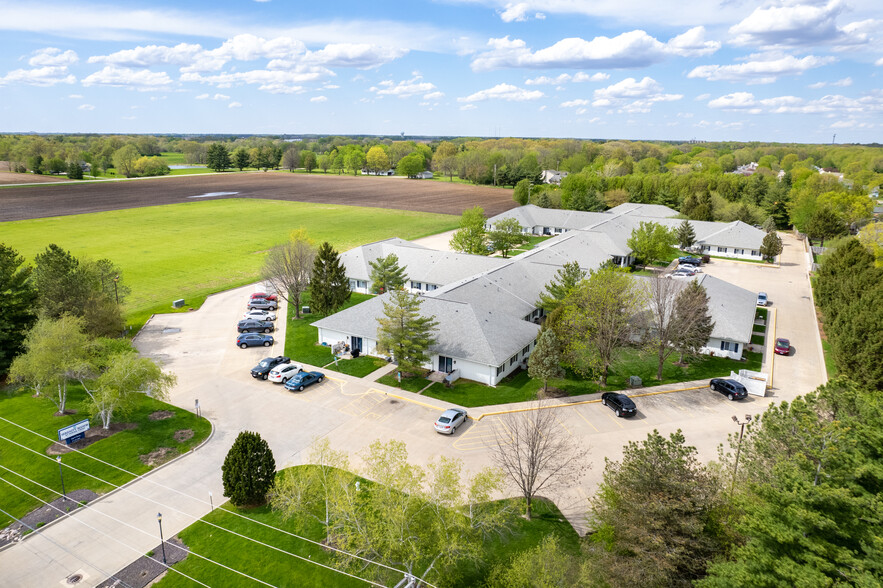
[761, 216, 777, 233]
[309, 242, 351, 316]
[0, 244, 38, 374]
[535, 191, 552, 208]
[206, 143, 231, 172]
[527, 329, 564, 394]
[376, 289, 438, 375]
[513, 178, 530, 205]
[222, 431, 276, 507]
[368, 253, 407, 294]
[33, 244, 89, 320]
[759, 231, 783, 262]
[805, 206, 845, 246]
[673, 280, 715, 364]
[536, 261, 587, 312]
[66, 161, 83, 179]
[676, 219, 696, 250]
[232, 147, 250, 171]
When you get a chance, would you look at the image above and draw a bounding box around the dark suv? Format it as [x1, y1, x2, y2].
[678, 256, 701, 266]
[601, 393, 637, 417]
[251, 356, 290, 379]
[237, 319, 274, 333]
[709, 378, 748, 400]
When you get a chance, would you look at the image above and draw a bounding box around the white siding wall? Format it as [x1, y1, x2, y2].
[699, 245, 764, 261]
[702, 337, 745, 360]
[316, 328, 379, 356]
[348, 279, 370, 294]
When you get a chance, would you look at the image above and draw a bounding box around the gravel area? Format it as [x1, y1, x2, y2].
[0, 489, 99, 548]
[96, 536, 190, 588]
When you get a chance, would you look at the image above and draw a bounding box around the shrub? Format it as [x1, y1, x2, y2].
[222, 431, 276, 507]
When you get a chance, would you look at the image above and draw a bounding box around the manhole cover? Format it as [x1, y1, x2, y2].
[389, 399, 399, 404]
[162, 328, 181, 334]
[66, 573, 83, 584]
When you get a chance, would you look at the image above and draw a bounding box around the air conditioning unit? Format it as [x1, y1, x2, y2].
[172, 299, 185, 309]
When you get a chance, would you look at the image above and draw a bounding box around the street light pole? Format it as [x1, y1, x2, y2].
[112, 275, 120, 305]
[731, 415, 752, 494]
[56, 456, 66, 502]
[157, 512, 167, 564]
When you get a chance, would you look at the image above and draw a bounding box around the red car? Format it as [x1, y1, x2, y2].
[774, 338, 790, 355]
[250, 292, 278, 301]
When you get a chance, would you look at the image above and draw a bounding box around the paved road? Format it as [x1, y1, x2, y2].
[0, 234, 826, 586]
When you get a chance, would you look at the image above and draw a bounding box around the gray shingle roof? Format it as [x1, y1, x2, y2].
[695, 274, 756, 344]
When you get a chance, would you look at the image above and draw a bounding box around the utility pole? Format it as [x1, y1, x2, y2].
[730, 414, 752, 494]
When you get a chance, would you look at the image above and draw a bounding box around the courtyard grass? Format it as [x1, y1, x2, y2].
[283, 293, 374, 369]
[1, 200, 458, 333]
[423, 350, 764, 408]
[377, 371, 434, 393]
[0, 385, 211, 527]
[154, 467, 578, 588]
[821, 339, 839, 378]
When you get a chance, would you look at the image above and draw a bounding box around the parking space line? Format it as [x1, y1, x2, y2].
[570, 407, 599, 432]
[600, 408, 625, 428]
[552, 412, 573, 436]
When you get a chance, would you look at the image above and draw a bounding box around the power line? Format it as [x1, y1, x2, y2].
[0, 432, 392, 587]
[0, 415, 433, 586]
[0, 474, 214, 588]
[0, 505, 137, 588]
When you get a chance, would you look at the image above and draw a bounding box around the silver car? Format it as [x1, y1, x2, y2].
[434, 408, 467, 435]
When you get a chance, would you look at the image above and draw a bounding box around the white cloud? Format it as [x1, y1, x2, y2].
[77, 103, 94, 110]
[181, 68, 329, 94]
[195, 92, 230, 100]
[572, 72, 609, 82]
[500, 3, 533, 22]
[591, 76, 682, 112]
[877, 57, 883, 66]
[729, 1, 872, 48]
[707, 90, 883, 115]
[28, 47, 78, 67]
[457, 83, 543, 102]
[310, 95, 327, 102]
[809, 77, 853, 88]
[228, 101, 242, 108]
[302, 43, 407, 69]
[525, 73, 571, 85]
[81, 66, 173, 90]
[89, 43, 203, 67]
[470, 27, 718, 71]
[460, 103, 477, 110]
[560, 99, 590, 107]
[0, 66, 76, 86]
[695, 93, 710, 100]
[68, 93, 83, 99]
[370, 76, 437, 98]
[423, 90, 445, 99]
[687, 54, 834, 84]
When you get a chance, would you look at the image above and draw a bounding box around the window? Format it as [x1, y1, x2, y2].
[734, 248, 744, 255]
[751, 250, 759, 257]
[357, 280, 367, 289]
[701, 245, 710, 252]
[720, 341, 733, 351]
[349, 279, 357, 289]
[426, 284, 437, 291]
[410, 281, 422, 290]
[522, 345, 530, 356]
[717, 246, 728, 253]
[496, 365, 504, 375]
[509, 355, 517, 366]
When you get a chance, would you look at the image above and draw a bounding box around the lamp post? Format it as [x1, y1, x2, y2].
[112, 275, 120, 305]
[56, 456, 66, 502]
[731, 414, 752, 494]
[157, 512, 167, 564]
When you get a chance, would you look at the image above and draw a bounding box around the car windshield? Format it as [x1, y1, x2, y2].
[438, 416, 451, 423]
[259, 361, 270, 367]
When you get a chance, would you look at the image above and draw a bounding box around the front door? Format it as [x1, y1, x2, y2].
[351, 337, 362, 352]
[438, 356, 453, 373]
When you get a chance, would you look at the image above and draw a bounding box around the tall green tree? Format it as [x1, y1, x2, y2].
[365, 145, 390, 173]
[33, 244, 89, 320]
[513, 178, 530, 205]
[66, 161, 84, 179]
[222, 431, 276, 507]
[586, 430, 731, 588]
[487, 218, 528, 257]
[805, 206, 845, 246]
[627, 221, 677, 267]
[527, 329, 564, 394]
[308, 242, 351, 316]
[676, 219, 696, 250]
[206, 143, 231, 172]
[112, 144, 139, 177]
[759, 231, 783, 262]
[449, 206, 488, 255]
[536, 261, 587, 312]
[0, 244, 38, 374]
[672, 280, 715, 364]
[232, 147, 250, 171]
[368, 253, 407, 294]
[487, 534, 580, 588]
[396, 152, 425, 177]
[376, 289, 438, 375]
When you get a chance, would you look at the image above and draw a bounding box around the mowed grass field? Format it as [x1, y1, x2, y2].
[1, 199, 458, 330]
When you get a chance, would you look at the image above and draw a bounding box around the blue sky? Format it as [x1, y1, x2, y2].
[0, 0, 880, 142]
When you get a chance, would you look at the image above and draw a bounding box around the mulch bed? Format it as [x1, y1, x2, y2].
[46, 423, 137, 456]
[96, 536, 190, 588]
[173, 429, 193, 443]
[0, 489, 100, 549]
[148, 410, 174, 421]
[0, 172, 517, 222]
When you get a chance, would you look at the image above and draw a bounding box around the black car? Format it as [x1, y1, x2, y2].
[709, 378, 748, 400]
[237, 319, 274, 334]
[678, 256, 701, 266]
[601, 392, 637, 417]
[251, 356, 291, 379]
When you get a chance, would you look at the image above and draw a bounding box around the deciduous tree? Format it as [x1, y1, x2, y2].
[365, 145, 390, 173]
[513, 178, 530, 205]
[222, 431, 276, 507]
[0, 244, 38, 374]
[487, 534, 579, 588]
[368, 253, 407, 294]
[308, 242, 351, 316]
[281, 145, 300, 171]
[433, 141, 458, 181]
[627, 221, 677, 267]
[449, 206, 488, 255]
[112, 145, 139, 177]
[376, 289, 438, 375]
[396, 152, 425, 177]
[262, 230, 317, 319]
[672, 280, 715, 364]
[487, 218, 528, 258]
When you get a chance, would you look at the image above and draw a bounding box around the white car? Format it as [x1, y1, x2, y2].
[676, 264, 701, 273]
[268, 363, 303, 383]
[243, 309, 277, 322]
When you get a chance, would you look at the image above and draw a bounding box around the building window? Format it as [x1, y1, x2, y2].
[734, 248, 743, 255]
[411, 281, 422, 290]
[509, 355, 517, 366]
[349, 279, 357, 289]
[496, 365, 504, 375]
[751, 250, 759, 257]
[357, 280, 367, 289]
[426, 284, 437, 291]
[701, 245, 710, 252]
[720, 341, 733, 351]
[717, 246, 727, 253]
[522, 345, 530, 356]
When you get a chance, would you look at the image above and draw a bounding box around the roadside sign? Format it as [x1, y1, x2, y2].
[58, 419, 90, 445]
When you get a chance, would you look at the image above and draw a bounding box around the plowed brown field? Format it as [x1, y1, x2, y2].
[0, 172, 517, 222]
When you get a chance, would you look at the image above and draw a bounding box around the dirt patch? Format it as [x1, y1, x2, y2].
[47, 422, 137, 455]
[538, 386, 569, 399]
[0, 170, 69, 184]
[139, 447, 177, 467]
[53, 408, 78, 417]
[149, 410, 175, 421]
[0, 172, 517, 222]
[173, 429, 194, 443]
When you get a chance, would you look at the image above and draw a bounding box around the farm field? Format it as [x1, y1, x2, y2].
[1, 199, 459, 330]
[0, 170, 517, 221]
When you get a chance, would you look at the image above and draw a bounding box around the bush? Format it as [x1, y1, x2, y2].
[222, 431, 276, 507]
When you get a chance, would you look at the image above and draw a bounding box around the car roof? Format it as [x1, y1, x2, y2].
[440, 408, 464, 417]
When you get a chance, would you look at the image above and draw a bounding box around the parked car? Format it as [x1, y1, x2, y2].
[677, 264, 701, 273]
[237, 319, 274, 333]
[250, 292, 278, 301]
[247, 298, 277, 311]
[709, 378, 748, 400]
[774, 338, 791, 355]
[237, 333, 274, 349]
[671, 268, 696, 278]
[601, 392, 637, 417]
[284, 371, 325, 392]
[434, 408, 468, 434]
[251, 356, 290, 379]
[678, 256, 701, 265]
[243, 309, 277, 321]
[757, 292, 768, 306]
[268, 363, 303, 383]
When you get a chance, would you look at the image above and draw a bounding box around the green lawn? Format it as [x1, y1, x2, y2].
[821, 339, 839, 378]
[755, 307, 768, 321]
[159, 152, 187, 165]
[507, 235, 552, 256]
[377, 372, 433, 393]
[283, 293, 374, 369]
[0, 385, 211, 527]
[155, 467, 578, 588]
[2, 200, 458, 333]
[424, 350, 763, 408]
[751, 333, 765, 346]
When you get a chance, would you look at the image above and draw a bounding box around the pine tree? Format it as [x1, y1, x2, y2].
[673, 280, 715, 364]
[368, 253, 407, 294]
[376, 289, 438, 375]
[222, 431, 276, 507]
[528, 329, 564, 394]
[676, 219, 696, 250]
[66, 161, 83, 180]
[206, 143, 231, 172]
[232, 148, 250, 171]
[536, 261, 587, 312]
[309, 242, 351, 316]
[762, 216, 777, 233]
[759, 232, 783, 262]
[0, 244, 38, 374]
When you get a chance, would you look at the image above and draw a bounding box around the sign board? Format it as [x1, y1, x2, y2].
[58, 419, 90, 445]
[730, 370, 768, 397]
